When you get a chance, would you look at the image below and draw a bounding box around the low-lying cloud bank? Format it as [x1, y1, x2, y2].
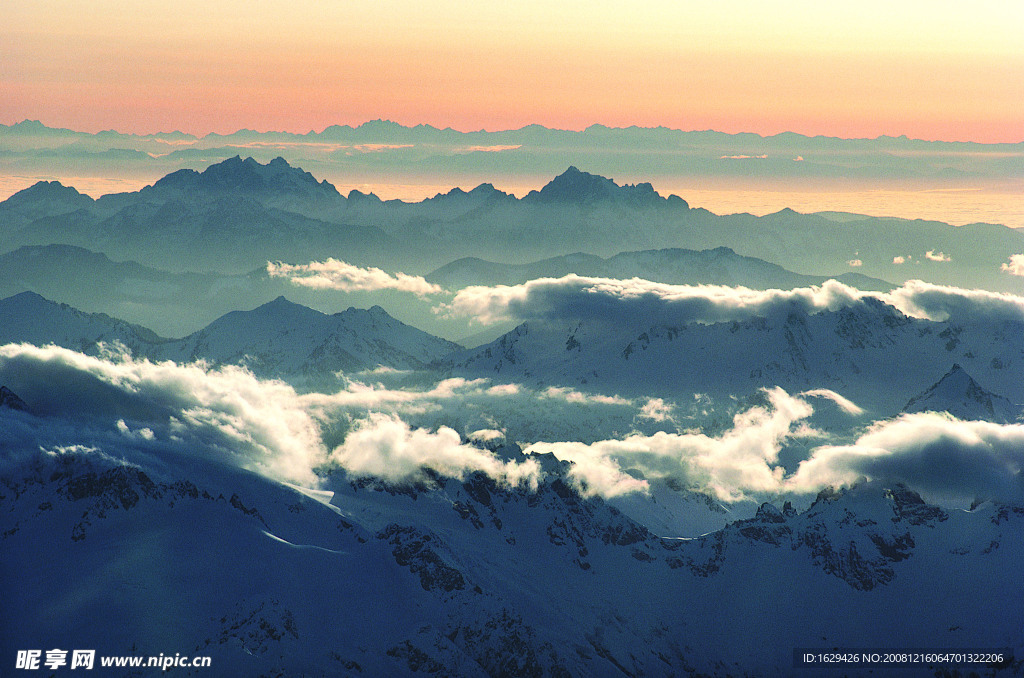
[528, 395, 1024, 505]
[2, 343, 1022, 506]
[328, 412, 539, 487]
[0, 344, 558, 490]
[440, 276, 1024, 327]
[525, 387, 818, 501]
[790, 413, 1024, 504]
[267, 258, 442, 296]
[0, 343, 326, 485]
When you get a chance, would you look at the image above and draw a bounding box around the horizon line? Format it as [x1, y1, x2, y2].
[5, 118, 1022, 147]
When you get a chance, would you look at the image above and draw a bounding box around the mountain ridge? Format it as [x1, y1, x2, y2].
[0, 292, 461, 384]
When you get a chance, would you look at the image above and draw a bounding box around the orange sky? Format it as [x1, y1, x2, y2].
[4, 0, 1023, 142]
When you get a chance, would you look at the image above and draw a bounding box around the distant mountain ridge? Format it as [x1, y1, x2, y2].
[427, 246, 893, 291]
[2, 156, 1023, 293]
[140, 155, 342, 204]
[521, 166, 686, 208]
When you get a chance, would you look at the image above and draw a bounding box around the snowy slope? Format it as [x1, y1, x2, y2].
[0, 293, 461, 384]
[2, 429, 1022, 677]
[154, 296, 462, 382]
[0, 291, 167, 355]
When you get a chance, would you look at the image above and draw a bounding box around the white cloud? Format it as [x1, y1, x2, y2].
[893, 256, 906, 264]
[460, 145, 522, 153]
[267, 258, 442, 296]
[1001, 254, 1024, 277]
[798, 389, 865, 416]
[524, 388, 815, 501]
[926, 249, 952, 262]
[327, 413, 539, 488]
[0, 343, 326, 485]
[440, 275, 868, 326]
[637, 397, 675, 422]
[0, 344, 543, 490]
[847, 259, 863, 267]
[441, 274, 1024, 328]
[468, 428, 506, 443]
[789, 413, 1024, 504]
[541, 386, 631, 406]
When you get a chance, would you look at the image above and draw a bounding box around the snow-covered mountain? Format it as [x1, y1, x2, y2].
[154, 296, 462, 382]
[0, 292, 460, 384]
[2, 432, 1021, 677]
[0, 291, 166, 355]
[446, 297, 1024, 417]
[903, 364, 1020, 423]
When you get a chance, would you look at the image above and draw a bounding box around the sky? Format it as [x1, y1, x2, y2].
[4, 0, 1023, 143]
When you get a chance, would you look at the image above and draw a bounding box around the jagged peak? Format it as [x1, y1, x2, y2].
[147, 156, 340, 198]
[903, 363, 1017, 423]
[2, 290, 52, 306]
[2, 180, 93, 207]
[522, 166, 676, 207]
[255, 295, 308, 312]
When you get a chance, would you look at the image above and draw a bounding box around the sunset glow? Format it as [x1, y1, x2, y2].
[5, 0, 1023, 141]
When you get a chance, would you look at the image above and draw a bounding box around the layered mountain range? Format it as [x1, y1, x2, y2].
[2, 156, 1023, 293]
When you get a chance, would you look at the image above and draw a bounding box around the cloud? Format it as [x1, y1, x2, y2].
[719, 154, 768, 160]
[798, 389, 865, 416]
[440, 275, 867, 326]
[352, 144, 414, 153]
[0, 344, 542, 491]
[267, 258, 443, 296]
[1001, 254, 1024, 277]
[847, 259, 863, 267]
[637, 398, 675, 422]
[326, 412, 539, 488]
[468, 428, 506, 444]
[926, 249, 952, 262]
[893, 256, 907, 264]
[519, 387, 1024, 505]
[540, 386, 630, 406]
[441, 275, 1024, 328]
[524, 388, 816, 501]
[789, 413, 1024, 504]
[0, 343, 326, 485]
[882, 279, 1024, 324]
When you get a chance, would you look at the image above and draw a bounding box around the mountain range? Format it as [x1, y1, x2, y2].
[2, 433, 1021, 676]
[3, 119, 1020, 192]
[0, 292, 459, 389]
[0, 240, 893, 341]
[3, 290, 1019, 426]
[2, 157, 1023, 294]
[426, 246, 893, 291]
